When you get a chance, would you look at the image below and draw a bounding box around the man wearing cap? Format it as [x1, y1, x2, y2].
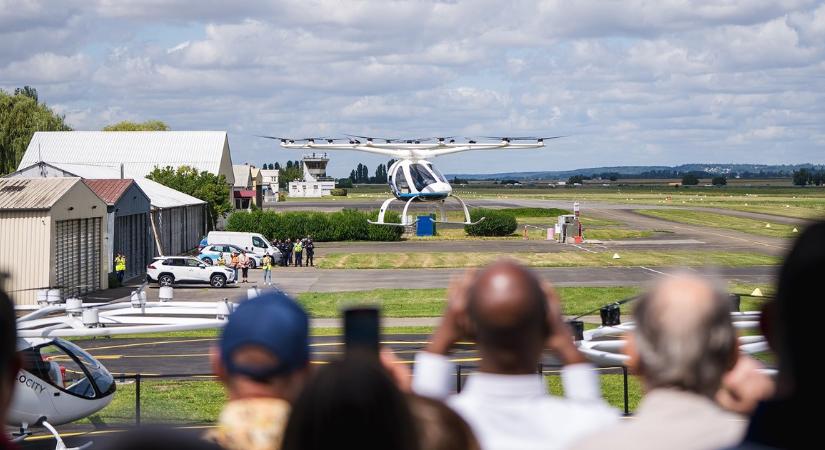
[206, 292, 311, 450]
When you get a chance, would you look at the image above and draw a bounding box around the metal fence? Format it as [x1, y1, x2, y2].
[115, 364, 632, 426]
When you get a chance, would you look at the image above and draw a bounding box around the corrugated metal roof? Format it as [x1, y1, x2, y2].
[0, 178, 79, 210]
[12, 162, 206, 209]
[20, 131, 230, 179]
[83, 179, 133, 205]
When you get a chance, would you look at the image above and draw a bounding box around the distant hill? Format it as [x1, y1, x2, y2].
[447, 163, 824, 180]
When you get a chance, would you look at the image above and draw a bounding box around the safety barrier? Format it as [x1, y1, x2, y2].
[114, 364, 633, 426]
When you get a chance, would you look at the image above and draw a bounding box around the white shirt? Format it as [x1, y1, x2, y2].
[413, 352, 619, 450]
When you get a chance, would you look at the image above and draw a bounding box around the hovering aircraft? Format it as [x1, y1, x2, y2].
[261, 135, 561, 225]
[7, 284, 236, 450]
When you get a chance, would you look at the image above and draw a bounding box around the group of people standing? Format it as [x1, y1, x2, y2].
[274, 237, 315, 268]
[215, 251, 252, 283]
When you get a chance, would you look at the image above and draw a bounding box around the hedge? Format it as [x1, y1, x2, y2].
[497, 207, 570, 217]
[464, 208, 518, 236]
[225, 209, 403, 241]
[330, 188, 348, 196]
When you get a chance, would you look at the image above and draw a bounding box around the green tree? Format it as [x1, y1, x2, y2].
[103, 120, 169, 131]
[146, 165, 230, 230]
[793, 169, 810, 186]
[711, 176, 727, 186]
[681, 173, 700, 186]
[0, 87, 72, 175]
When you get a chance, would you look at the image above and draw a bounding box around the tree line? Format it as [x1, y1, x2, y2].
[0, 86, 71, 175]
[792, 168, 825, 186]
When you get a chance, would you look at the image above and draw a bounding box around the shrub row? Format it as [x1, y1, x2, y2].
[464, 208, 518, 236]
[330, 188, 348, 196]
[497, 207, 570, 217]
[226, 209, 403, 242]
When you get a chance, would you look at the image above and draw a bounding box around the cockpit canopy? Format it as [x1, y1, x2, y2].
[388, 160, 450, 199]
[20, 339, 115, 399]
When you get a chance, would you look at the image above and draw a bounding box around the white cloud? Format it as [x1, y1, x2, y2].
[1, 0, 824, 174]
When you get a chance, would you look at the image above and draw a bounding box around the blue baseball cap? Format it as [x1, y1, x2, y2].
[220, 291, 309, 380]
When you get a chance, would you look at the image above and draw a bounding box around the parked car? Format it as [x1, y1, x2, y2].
[146, 256, 236, 288]
[206, 231, 277, 257]
[198, 244, 275, 268]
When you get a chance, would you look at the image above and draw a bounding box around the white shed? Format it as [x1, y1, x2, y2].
[0, 178, 109, 305]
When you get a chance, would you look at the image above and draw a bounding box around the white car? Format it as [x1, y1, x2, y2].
[146, 256, 236, 288]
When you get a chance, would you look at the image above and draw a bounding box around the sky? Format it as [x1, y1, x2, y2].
[2, 0, 825, 177]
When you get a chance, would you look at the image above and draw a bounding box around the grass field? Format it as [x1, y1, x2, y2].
[298, 286, 641, 318]
[79, 373, 642, 426]
[637, 209, 801, 238]
[318, 250, 779, 269]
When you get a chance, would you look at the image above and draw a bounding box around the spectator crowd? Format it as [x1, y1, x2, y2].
[1, 222, 820, 450]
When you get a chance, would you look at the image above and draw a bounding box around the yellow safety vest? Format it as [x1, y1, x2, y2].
[115, 256, 126, 271]
[263, 256, 272, 269]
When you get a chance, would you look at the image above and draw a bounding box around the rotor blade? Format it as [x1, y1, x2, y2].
[255, 135, 288, 141]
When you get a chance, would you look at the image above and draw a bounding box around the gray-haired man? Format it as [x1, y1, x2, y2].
[572, 275, 746, 450]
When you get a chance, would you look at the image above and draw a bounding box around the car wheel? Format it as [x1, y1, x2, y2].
[202, 257, 213, 266]
[210, 274, 227, 288]
[248, 259, 257, 269]
[158, 274, 174, 286]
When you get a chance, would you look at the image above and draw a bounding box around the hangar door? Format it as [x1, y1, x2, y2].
[114, 213, 149, 280]
[55, 218, 102, 297]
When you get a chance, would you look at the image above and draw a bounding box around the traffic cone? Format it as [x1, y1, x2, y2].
[750, 288, 763, 297]
[765, 223, 771, 228]
[612, 253, 621, 259]
[793, 227, 798, 233]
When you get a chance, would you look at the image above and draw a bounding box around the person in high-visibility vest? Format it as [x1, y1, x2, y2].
[262, 252, 273, 285]
[217, 252, 226, 266]
[114, 254, 127, 283]
[293, 239, 303, 267]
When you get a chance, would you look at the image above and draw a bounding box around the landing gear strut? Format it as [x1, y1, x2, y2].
[368, 194, 485, 227]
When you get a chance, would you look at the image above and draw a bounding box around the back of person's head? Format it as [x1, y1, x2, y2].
[630, 275, 736, 397]
[466, 260, 549, 372]
[1, 286, 20, 421]
[105, 426, 224, 450]
[282, 355, 419, 450]
[408, 394, 480, 450]
[771, 221, 825, 397]
[213, 291, 310, 401]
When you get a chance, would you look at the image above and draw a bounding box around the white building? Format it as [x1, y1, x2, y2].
[260, 169, 280, 205]
[288, 153, 336, 198]
[20, 131, 235, 185]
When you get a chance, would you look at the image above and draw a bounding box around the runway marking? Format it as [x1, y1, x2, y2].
[23, 425, 215, 441]
[571, 244, 597, 254]
[638, 266, 674, 277]
[83, 338, 218, 352]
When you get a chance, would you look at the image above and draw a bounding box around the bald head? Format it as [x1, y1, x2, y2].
[467, 261, 548, 373]
[632, 275, 736, 397]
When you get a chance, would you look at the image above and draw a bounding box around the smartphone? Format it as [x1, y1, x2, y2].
[344, 307, 380, 357]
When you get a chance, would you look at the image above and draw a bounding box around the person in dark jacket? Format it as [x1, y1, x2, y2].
[304, 236, 315, 267]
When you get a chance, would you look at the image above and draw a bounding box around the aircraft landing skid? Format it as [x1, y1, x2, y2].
[367, 194, 485, 227]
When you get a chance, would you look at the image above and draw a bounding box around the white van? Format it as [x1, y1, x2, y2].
[207, 231, 276, 256]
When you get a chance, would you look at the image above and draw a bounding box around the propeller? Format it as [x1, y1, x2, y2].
[255, 135, 295, 144]
[572, 295, 639, 321]
[344, 134, 399, 144]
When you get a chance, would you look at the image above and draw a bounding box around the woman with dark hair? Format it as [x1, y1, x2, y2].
[282, 355, 420, 450]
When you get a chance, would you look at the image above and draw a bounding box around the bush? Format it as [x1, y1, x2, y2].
[711, 176, 727, 186]
[681, 173, 700, 185]
[464, 208, 518, 236]
[226, 209, 403, 241]
[497, 207, 570, 217]
[330, 188, 348, 196]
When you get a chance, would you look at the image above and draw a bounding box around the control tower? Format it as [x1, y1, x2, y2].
[288, 153, 336, 197]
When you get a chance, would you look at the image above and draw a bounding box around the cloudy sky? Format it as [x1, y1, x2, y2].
[2, 0, 824, 176]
